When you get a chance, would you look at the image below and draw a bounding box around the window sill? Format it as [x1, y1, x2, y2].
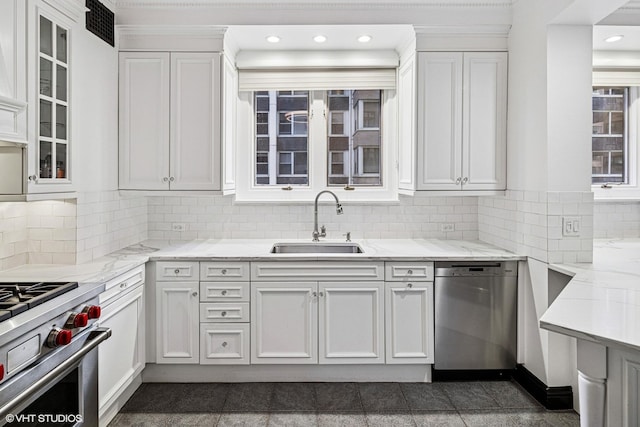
[593, 186, 640, 202]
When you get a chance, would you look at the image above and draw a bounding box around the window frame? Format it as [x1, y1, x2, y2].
[235, 89, 398, 202]
[592, 72, 640, 200]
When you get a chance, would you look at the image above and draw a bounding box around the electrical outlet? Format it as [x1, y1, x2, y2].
[172, 223, 186, 232]
[441, 223, 455, 232]
[562, 217, 580, 237]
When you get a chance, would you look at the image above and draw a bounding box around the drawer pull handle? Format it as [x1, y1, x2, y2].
[221, 311, 227, 317]
[221, 269, 227, 275]
[192, 292, 198, 297]
[222, 342, 228, 347]
[407, 269, 413, 275]
[221, 290, 227, 296]
[174, 269, 180, 274]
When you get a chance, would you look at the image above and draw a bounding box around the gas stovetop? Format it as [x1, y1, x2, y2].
[0, 282, 79, 322]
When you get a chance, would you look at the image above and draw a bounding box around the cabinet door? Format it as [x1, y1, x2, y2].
[397, 54, 416, 193]
[155, 281, 199, 363]
[98, 285, 145, 416]
[462, 52, 507, 190]
[200, 323, 249, 365]
[417, 52, 463, 190]
[251, 282, 317, 364]
[318, 281, 384, 364]
[385, 282, 434, 364]
[170, 53, 221, 190]
[222, 54, 237, 194]
[119, 52, 170, 190]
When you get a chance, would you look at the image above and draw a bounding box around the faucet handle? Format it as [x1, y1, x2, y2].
[343, 232, 351, 242]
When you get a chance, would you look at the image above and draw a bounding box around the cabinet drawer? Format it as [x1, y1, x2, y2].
[200, 323, 249, 365]
[200, 262, 249, 281]
[385, 262, 434, 281]
[100, 265, 145, 304]
[200, 282, 249, 302]
[252, 262, 384, 281]
[156, 262, 199, 281]
[200, 303, 249, 322]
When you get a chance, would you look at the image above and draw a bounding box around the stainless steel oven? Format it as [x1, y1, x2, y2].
[0, 281, 110, 427]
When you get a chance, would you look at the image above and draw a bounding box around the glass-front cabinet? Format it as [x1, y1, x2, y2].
[38, 14, 68, 182]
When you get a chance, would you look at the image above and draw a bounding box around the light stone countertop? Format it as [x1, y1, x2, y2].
[0, 238, 522, 283]
[541, 239, 640, 352]
[147, 238, 525, 261]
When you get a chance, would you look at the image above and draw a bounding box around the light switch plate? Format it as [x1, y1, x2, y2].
[441, 223, 455, 232]
[562, 217, 580, 237]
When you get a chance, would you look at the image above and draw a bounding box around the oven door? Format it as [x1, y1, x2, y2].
[0, 327, 111, 427]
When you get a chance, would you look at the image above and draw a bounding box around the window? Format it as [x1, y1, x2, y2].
[254, 90, 383, 189]
[592, 87, 627, 184]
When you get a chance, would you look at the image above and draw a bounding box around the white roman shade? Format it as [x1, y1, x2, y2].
[238, 68, 397, 91]
[236, 50, 398, 91]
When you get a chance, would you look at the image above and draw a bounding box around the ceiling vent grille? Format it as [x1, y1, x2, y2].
[85, 0, 114, 47]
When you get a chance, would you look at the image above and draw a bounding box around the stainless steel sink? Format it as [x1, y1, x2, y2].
[270, 242, 364, 254]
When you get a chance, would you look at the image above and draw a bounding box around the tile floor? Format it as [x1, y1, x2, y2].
[109, 381, 580, 426]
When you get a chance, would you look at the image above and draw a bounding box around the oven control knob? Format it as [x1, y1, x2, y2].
[68, 312, 89, 328]
[0, 364, 4, 381]
[84, 305, 101, 319]
[46, 328, 73, 348]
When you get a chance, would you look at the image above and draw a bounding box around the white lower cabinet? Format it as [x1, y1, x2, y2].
[98, 266, 145, 427]
[607, 347, 640, 427]
[251, 282, 318, 364]
[319, 282, 384, 364]
[155, 281, 199, 363]
[385, 282, 434, 363]
[251, 281, 384, 365]
[200, 323, 250, 365]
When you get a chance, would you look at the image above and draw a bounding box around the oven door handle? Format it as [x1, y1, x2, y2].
[0, 327, 112, 420]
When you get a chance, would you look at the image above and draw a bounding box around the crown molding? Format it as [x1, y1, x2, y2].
[0, 95, 27, 115]
[116, 0, 513, 9]
[117, 24, 227, 37]
[117, 25, 228, 50]
[414, 24, 511, 36]
[42, 0, 88, 22]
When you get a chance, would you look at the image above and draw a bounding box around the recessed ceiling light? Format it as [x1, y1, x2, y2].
[358, 35, 372, 43]
[605, 35, 624, 43]
[266, 35, 280, 43]
[313, 35, 327, 43]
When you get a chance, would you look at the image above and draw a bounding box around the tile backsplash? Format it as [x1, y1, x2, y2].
[593, 200, 640, 238]
[147, 194, 479, 241]
[478, 190, 593, 264]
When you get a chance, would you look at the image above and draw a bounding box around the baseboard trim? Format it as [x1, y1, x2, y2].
[433, 369, 515, 381]
[513, 364, 573, 410]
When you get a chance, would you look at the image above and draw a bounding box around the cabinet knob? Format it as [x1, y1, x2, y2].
[462, 177, 468, 184]
[222, 342, 228, 347]
[163, 177, 169, 182]
[221, 311, 227, 317]
[28, 175, 37, 182]
[221, 269, 227, 275]
[319, 291, 324, 297]
[407, 269, 413, 275]
[407, 283, 413, 288]
[174, 269, 180, 274]
[192, 292, 198, 297]
[169, 176, 175, 182]
[120, 283, 126, 289]
[455, 177, 462, 185]
[221, 290, 227, 296]
[312, 292, 317, 297]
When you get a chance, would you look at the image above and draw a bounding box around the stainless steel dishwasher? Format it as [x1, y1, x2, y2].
[434, 261, 517, 378]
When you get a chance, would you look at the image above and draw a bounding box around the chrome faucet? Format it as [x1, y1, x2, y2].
[312, 190, 343, 242]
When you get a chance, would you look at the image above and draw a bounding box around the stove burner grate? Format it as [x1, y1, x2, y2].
[0, 282, 79, 319]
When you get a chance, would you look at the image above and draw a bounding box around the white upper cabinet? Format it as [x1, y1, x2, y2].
[119, 51, 221, 191]
[119, 52, 170, 190]
[397, 53, 417, 193]
[417, 51, 507, 191]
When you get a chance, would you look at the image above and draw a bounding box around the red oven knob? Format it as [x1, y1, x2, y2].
[84, 305, 101, 319]
[67, 312, 89, 328]
[46, 328, 73, 348]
